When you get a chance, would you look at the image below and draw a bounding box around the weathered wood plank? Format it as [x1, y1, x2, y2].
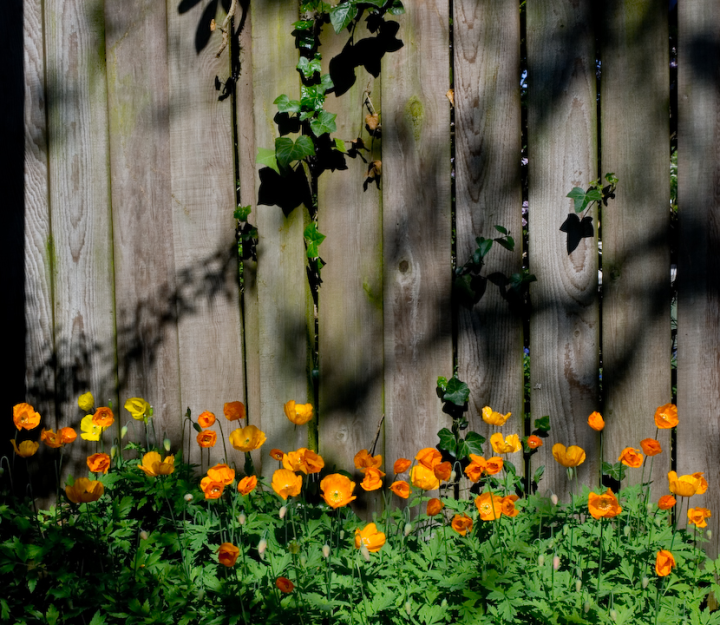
[250, 2, 309, 475]
[45, 0, 117, 477]
[454, 0, 524, 450]
[382, 1, 453, 466]
[677, 0, 720, 557]
[600, 1, 671, 498]
[527, 0, 599, 500]
[318, 22, 384, 497]
[167, 0, 245, 466]
[105, 0, 181, 444]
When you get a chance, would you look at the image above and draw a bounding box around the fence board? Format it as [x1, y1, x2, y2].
[105, 0, 181, 444]
[45, 0, 116, 479]
[527, 0, 599, 500]
[250, 2, 310, 475]
[382, 1, 453, 467]
[318, 23, 384, 493]
[454, 0, 524, 450]
[677, 0, 720, 557]
[167, 0, 244, 466]
[23, 0, 55, 420]
[600, 1, 671, 498]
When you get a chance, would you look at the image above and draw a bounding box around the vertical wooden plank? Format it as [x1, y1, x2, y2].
[318, 25, 384, 489]
[382, 1, 453, 464]
[250, 2, 309, 475]
[677, 0, 720, 557]
[105, 0, 181, 442]
[600, 1, 671, 498]
[45, 0, 116, 472]
[167, 0, 244, 464]
[527, 0, 599, 500]
[23, 0, 55, 419]
[454, 0, 524, 446]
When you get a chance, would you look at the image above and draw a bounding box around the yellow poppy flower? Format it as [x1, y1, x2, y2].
[80, 414, 104, 441]
[552, 443, 586, 468]
[124, 397, 151, 420]
[490, 433, 522, 454]
[482, 406, 511, 427]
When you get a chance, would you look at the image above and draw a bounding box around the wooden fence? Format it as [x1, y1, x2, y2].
[7, 0, 719, 554]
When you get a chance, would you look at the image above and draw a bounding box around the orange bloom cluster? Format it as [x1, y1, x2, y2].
[197, 430, 217, 448]
[354, 523, 386, 553]
[201, 463, 235, 499]
[687, 507, 712, 528]
[474, 492, 515, 521]
[464, 455, 503, 483]
[66, 477, 104, 504]
[588, 489, 622, 519]
[654, 403, 678, 429]
[284, 448, 324, 474]
[354, 449, 382, 472]
[360, 467, 385, 491]
[658, 495, 676, 510]
[238, 475, 257, 495]
[411, 464, 440, 491]
[41, 427, 77, 449]
[198, 411, 216, 428]
[640, 438, 662, 456]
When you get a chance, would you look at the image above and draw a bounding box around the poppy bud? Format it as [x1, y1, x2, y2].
[575, 579, 582, 592]
[450, 471, 456, 482]
[279, 506, 287, 519]
[361, 545, 371, 562]
[184, 493, 193, 502]
[553, 556, 560, 571]
[121, 426, 128, 439]
[647, 503, 654, 513]
[538, 555, 545, 567]
[584, 602, 591, 614]
[140, 530, 149, 540]
[405, 602, 412, 615]
[193, 422, 202, 433]
[641, 576, 649, 589]
[288, 541, 300, 554]
[707, 530, 712, 540]
[198, 590, 204, 601]
[551, 494, 558, 505]
[339, 530, 345, 540]
[258, 538, 267, 554]
[563, 524, 569, 535]
[300, 554, 306, 566]
[566, 467, 575, 481]
[404, 523, 412, 537]
[623, 525, 630, 537]
[610, 609, 618, 622]
[441, 599, 447, 608]
[238, 513, 246, 525]
[163, 438, 171, 452]
[322, 544, 331, 559]
[0, 467, 4, 476]
[148, 406, 154, 417]
[110, 445, 117, 459]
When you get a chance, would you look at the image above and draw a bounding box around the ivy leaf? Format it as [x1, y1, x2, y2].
[463, 431, 486, 456]
[586, 188, 603, 203]
[437, 428, 457, 456]
[304, 222, 326, 258]
[534, 415, 550, 432]
[234, 205, 252, 221]
[330, 2, 358, 33]
[443, 377, 470, 406]
[297, 55, 322, 79]
[301, 85, 326, 111]
[334, 138, 347, 153]
[495, 236, 515, 251]
[274, 94, 301, 114]
[310, 111, 338, 137]
[436, 376, 448, 393]
[494, 225, 508, 235]
[88, 611, 107, 625]
[256, 147, 280, 175]
[567, 187, 589, 213]
[275, 136, 315, 170]
[475, 237, 493, 258]
[532, 465, 545, 485]
[320, 73, 334, 92]
[388, 0, 405, 14]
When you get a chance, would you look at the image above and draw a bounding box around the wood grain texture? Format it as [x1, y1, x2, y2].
[167, 0, 245, 466]
[677, 0, 720, 558]
[318, 23, 384, 500]
[24, 0, 55, 420]
[44, 0, 117, 481]
[250, 1, 310, 476]
[527, 0, 599, 500]
[105, 0, 181, 443]
[600, 1, 671, 499]
[454, 0, 524, 450]
[382, 0, 453, 465]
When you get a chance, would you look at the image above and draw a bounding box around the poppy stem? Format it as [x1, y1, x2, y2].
[219, 425, 229, 465]
[596, 518, 605, 605]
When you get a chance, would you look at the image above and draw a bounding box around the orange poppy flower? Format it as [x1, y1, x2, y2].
[238, 475, 257, 495]
[481, 406, 511, 427]
[500, 495, 519, 518]
[354, 523, 386, 553]
[40, 428, 63, 449]
[282, 448, 324, 475]
[207, 463, 235, 486]
[200, 476, 225, 499]
[658, 495, 676, 510]
[354, 449, 382, 472]
[304, 449, 325, 474]
[197, 430, 217, 448]
[485, 457, 504, 475]
[451, 513, 473, 536]
[410, 464, 440, 491]
[270, 448, 284, 461]
[276, 577, 294, 593]
[692, 472, 708, 495]
[59, 427, 77, 444]
[361, 467, 384, 491]
[588, 489, 622, 519]
[655, 550, 676, 577]
[490, 433, 522, 454]
[217, 543, 240, 567]
[526, 435, 543, 449]
[427, 498, 444, 516]
[223, 401, 246, 421]
[668, 471, 703, 497]
[10, 440, 39, 458]
[687, 507, 712, 528]
[475, 492, 503, 521]
[138, 451, 175, 477]
[552, 443, 586, 468]
[65, 477, 104, 504]
[415, 448, 442, 471]
[587, 411, 604, 431]
[654, 403, 678, 429]
[393, 458, 412, 474]
[87, 453, 111, 474]
[618, 447, 644, 468]
[229, 425, 266, 452]
[13, 403, 41, 430]
[390, 480, 410, 498]
[198, 411, 216, 428]
[320, 473, 356, 509]
[271, 469, 302, 500]
[464, 458, 485, 483]
[283, 400, 313, 425]
[434, 461, 452, 482]
[92, 407, 114, 428]
[640, 438, 662, 456]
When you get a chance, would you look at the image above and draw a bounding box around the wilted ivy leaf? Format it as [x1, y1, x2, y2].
[437, 428, 457, 456]
[443, 377, 470, 406]
[310, 111, 338, 137]
[274, 94, 301, 114]
[463, 431, 486, 456]
[304, 222, 326, 258]
[297, 55, 322, 78]
[256, 147, 280, 174]
[330, 2, 358, 33]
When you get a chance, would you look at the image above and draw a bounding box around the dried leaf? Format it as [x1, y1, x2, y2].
[210, 18, 216, 32]
[365, 113, 379, 131]
[446, 88, 454, 107]
[367, 160, 382, 179]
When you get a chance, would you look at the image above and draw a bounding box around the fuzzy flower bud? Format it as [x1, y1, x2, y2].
[404, 523, 413, 537]
[553, 556, 560, 571]
[361, 545, 371, 562]
[538, 555, 545, 567]
[441, 599, 447, 608]
[300, 554, 306, 567]
[339, 530, 345, 540]
[707, 530, 713, 540]
[405, 602, 412, 615]
[258, 538, 267, 554]
[322, 544, 331, 559]
[0, 467, 4, 477]
[575, 579, 582, 592]
[279, 506, 287, 519]
[288, 541, 300, 554]
[642, 576, 649, 589]
[238, 513, 246, 525]
[584, 602, 591, 614]
[450, 470, 456, 482]
[184, 493, 193, 502]
[623, 525, 630, 537]
[110, 445, 118, 459]
[140, 530, 149, 541]
[551, 494, 558, 506]
[121, 425, 128, 439]
[163, 438, 171, 452]
[610, 609, 618, 622]
[563, 524, 569, 536]
[647, 503, 654, 513]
